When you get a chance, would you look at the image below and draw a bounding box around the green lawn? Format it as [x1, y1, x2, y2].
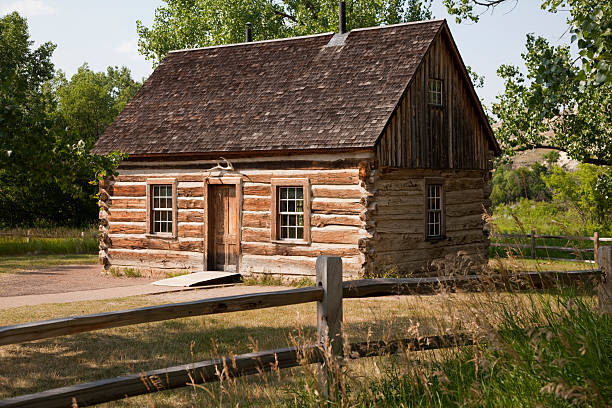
[0, 254, 98, 274]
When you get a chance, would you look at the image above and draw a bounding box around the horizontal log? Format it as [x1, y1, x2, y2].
[311, 214, 362, 227]
[109, 185, 146, 197]
[243, 184, 271, 196]
[0, 287, 323, 346]
[377, 168, 484, 180]
[108, 224, 147, 235]
[177, 199, 204, 209]
[311, 227, 363, 245]
[116, 174, 204, 183]
[373, 230, 486, 253]
[490, 243, 594, 252]
[311, 200, 363, 215]
[240, 254, 362, 276]
[372, 243, 487, 265]
[109, 198, 145, 209]
[242, 212, 271, 229]
[243, 197, 271, 212]
[177, 186, 203, 197]
[312, 186, 363, 199]
[241, 227, 270, 243]
[241, 242, 360, 257]
[177, 211, 204, 223]
[178, 224, 203, 238]
[110, 237, 203, 252]
[108, 211, 146, 223]
[109, 250, 197, 263]
[243, 171, 359, 185]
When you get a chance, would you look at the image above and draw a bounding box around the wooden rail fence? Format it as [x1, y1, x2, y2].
[1, 247, 610, 408]
[490, 231, 611, 262]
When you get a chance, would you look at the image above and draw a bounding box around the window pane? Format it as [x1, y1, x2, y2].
[297, 227, 303, 239]
[297, 214, 304, 227]
[288, 188, 295, 199]
[296, 199, 303, 212]
[281, 188, 287, 199]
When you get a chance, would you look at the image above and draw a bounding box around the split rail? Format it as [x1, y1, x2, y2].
[490, 231, 611, 262]
[1, 248, 611, 408]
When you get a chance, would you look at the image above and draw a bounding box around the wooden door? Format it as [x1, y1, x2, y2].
[208, 185, 238, 271]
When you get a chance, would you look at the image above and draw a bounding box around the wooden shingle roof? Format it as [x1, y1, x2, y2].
[94, 20, 458, 156]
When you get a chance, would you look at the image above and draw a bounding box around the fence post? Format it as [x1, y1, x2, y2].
[598, 246, 612, 314]
[316, 255, 343, 400]
[593, 231, 599, 264]
[530, 229, 536, 259]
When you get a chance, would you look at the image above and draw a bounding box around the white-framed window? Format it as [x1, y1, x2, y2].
[428, 78, 443, 106]
[152, 185, 173, 233]
[270, 178, 311, 243]
[426, 183, 444, 238]
[146, 178, 177, 237]
[278, 186, 304, 239]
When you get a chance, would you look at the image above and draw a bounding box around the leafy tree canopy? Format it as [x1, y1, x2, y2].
[0, 12, 132, 227]
[442, 0, 611, 165]
[137, 0, 433, 65]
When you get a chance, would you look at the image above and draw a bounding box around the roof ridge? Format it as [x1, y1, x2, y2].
[168, 32, 334, 54]
[167, 19, 445, 54]
[351, 18, 445, 33]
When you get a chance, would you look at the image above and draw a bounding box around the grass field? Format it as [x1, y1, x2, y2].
[0, 284, 606, 407]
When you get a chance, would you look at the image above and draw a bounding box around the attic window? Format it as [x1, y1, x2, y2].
[428, 79, 443, 106]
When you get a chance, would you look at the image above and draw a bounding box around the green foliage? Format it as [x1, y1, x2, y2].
[493, 34, 611, 165]
[137, 0, 433, 65]
[544, 164, 612, 227]
[443, 1, 611, 165]
[490, 163, 551, 207]
[492, 197, 611, 236]
[0, 13, 133, 227]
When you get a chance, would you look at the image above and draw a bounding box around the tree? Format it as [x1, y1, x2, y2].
[545, 164, 612, 228]
[493, 34, 611, 165]
[137, 0, 433, 65]
[443, 0, 611, 85]
[442, 0, 611, 165]
[0, 12, 127, 227]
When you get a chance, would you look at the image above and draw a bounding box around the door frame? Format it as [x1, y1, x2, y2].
[203, 176, 242, 271]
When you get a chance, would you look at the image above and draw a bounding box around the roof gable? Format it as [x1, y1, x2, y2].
[93, 20, 445, 156]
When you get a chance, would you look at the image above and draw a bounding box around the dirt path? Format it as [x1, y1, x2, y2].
[0, 265, 156, 297]
[0, 264, 289, 309]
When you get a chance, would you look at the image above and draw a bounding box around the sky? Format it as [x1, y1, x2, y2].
[1, 0, 572, 107]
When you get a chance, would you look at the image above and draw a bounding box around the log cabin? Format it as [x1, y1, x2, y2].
[93, 16, 500, 279]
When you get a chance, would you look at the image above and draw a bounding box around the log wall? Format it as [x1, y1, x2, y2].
[99, 152, 373, 278]
[362, 167, 491, 277]
[376, 28, 493, 170]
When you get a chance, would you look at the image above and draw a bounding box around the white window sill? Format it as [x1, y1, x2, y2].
[271, 239, 311, 246]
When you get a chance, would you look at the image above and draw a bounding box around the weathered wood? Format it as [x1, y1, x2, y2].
[0, 333, 474, 408]
[593, 231, 599, 264]
[108, 210, 146, 222]
[109, 184, 146, 197]
[177, 210, 204, 223]
[343, 269, 601, 298]
[241, 242, 360, 258]
[110, 237, 203, 252]
[242, 212, 271, 228]
[0, 345, 324, 408]
[0, 287, 323, 346]
[177, 198, 205, 209]
[109, 198, 145, 209]
[311, 214, 362, 227]
[311, 227, 363, 245]
[243, 184, 271, 196]
[312, 186, 363, 199]
[177, 186, 203, 197]
[243, 197, 271, 212]
[244, 171, 359, 186]
[530, 229, 536, 259]
[311, 200, 363, 215]
[598, 246, 612, 314]
[316, 256, 343, 398]
[108, 223, 147, 235]
[177, 223, 204, 238]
